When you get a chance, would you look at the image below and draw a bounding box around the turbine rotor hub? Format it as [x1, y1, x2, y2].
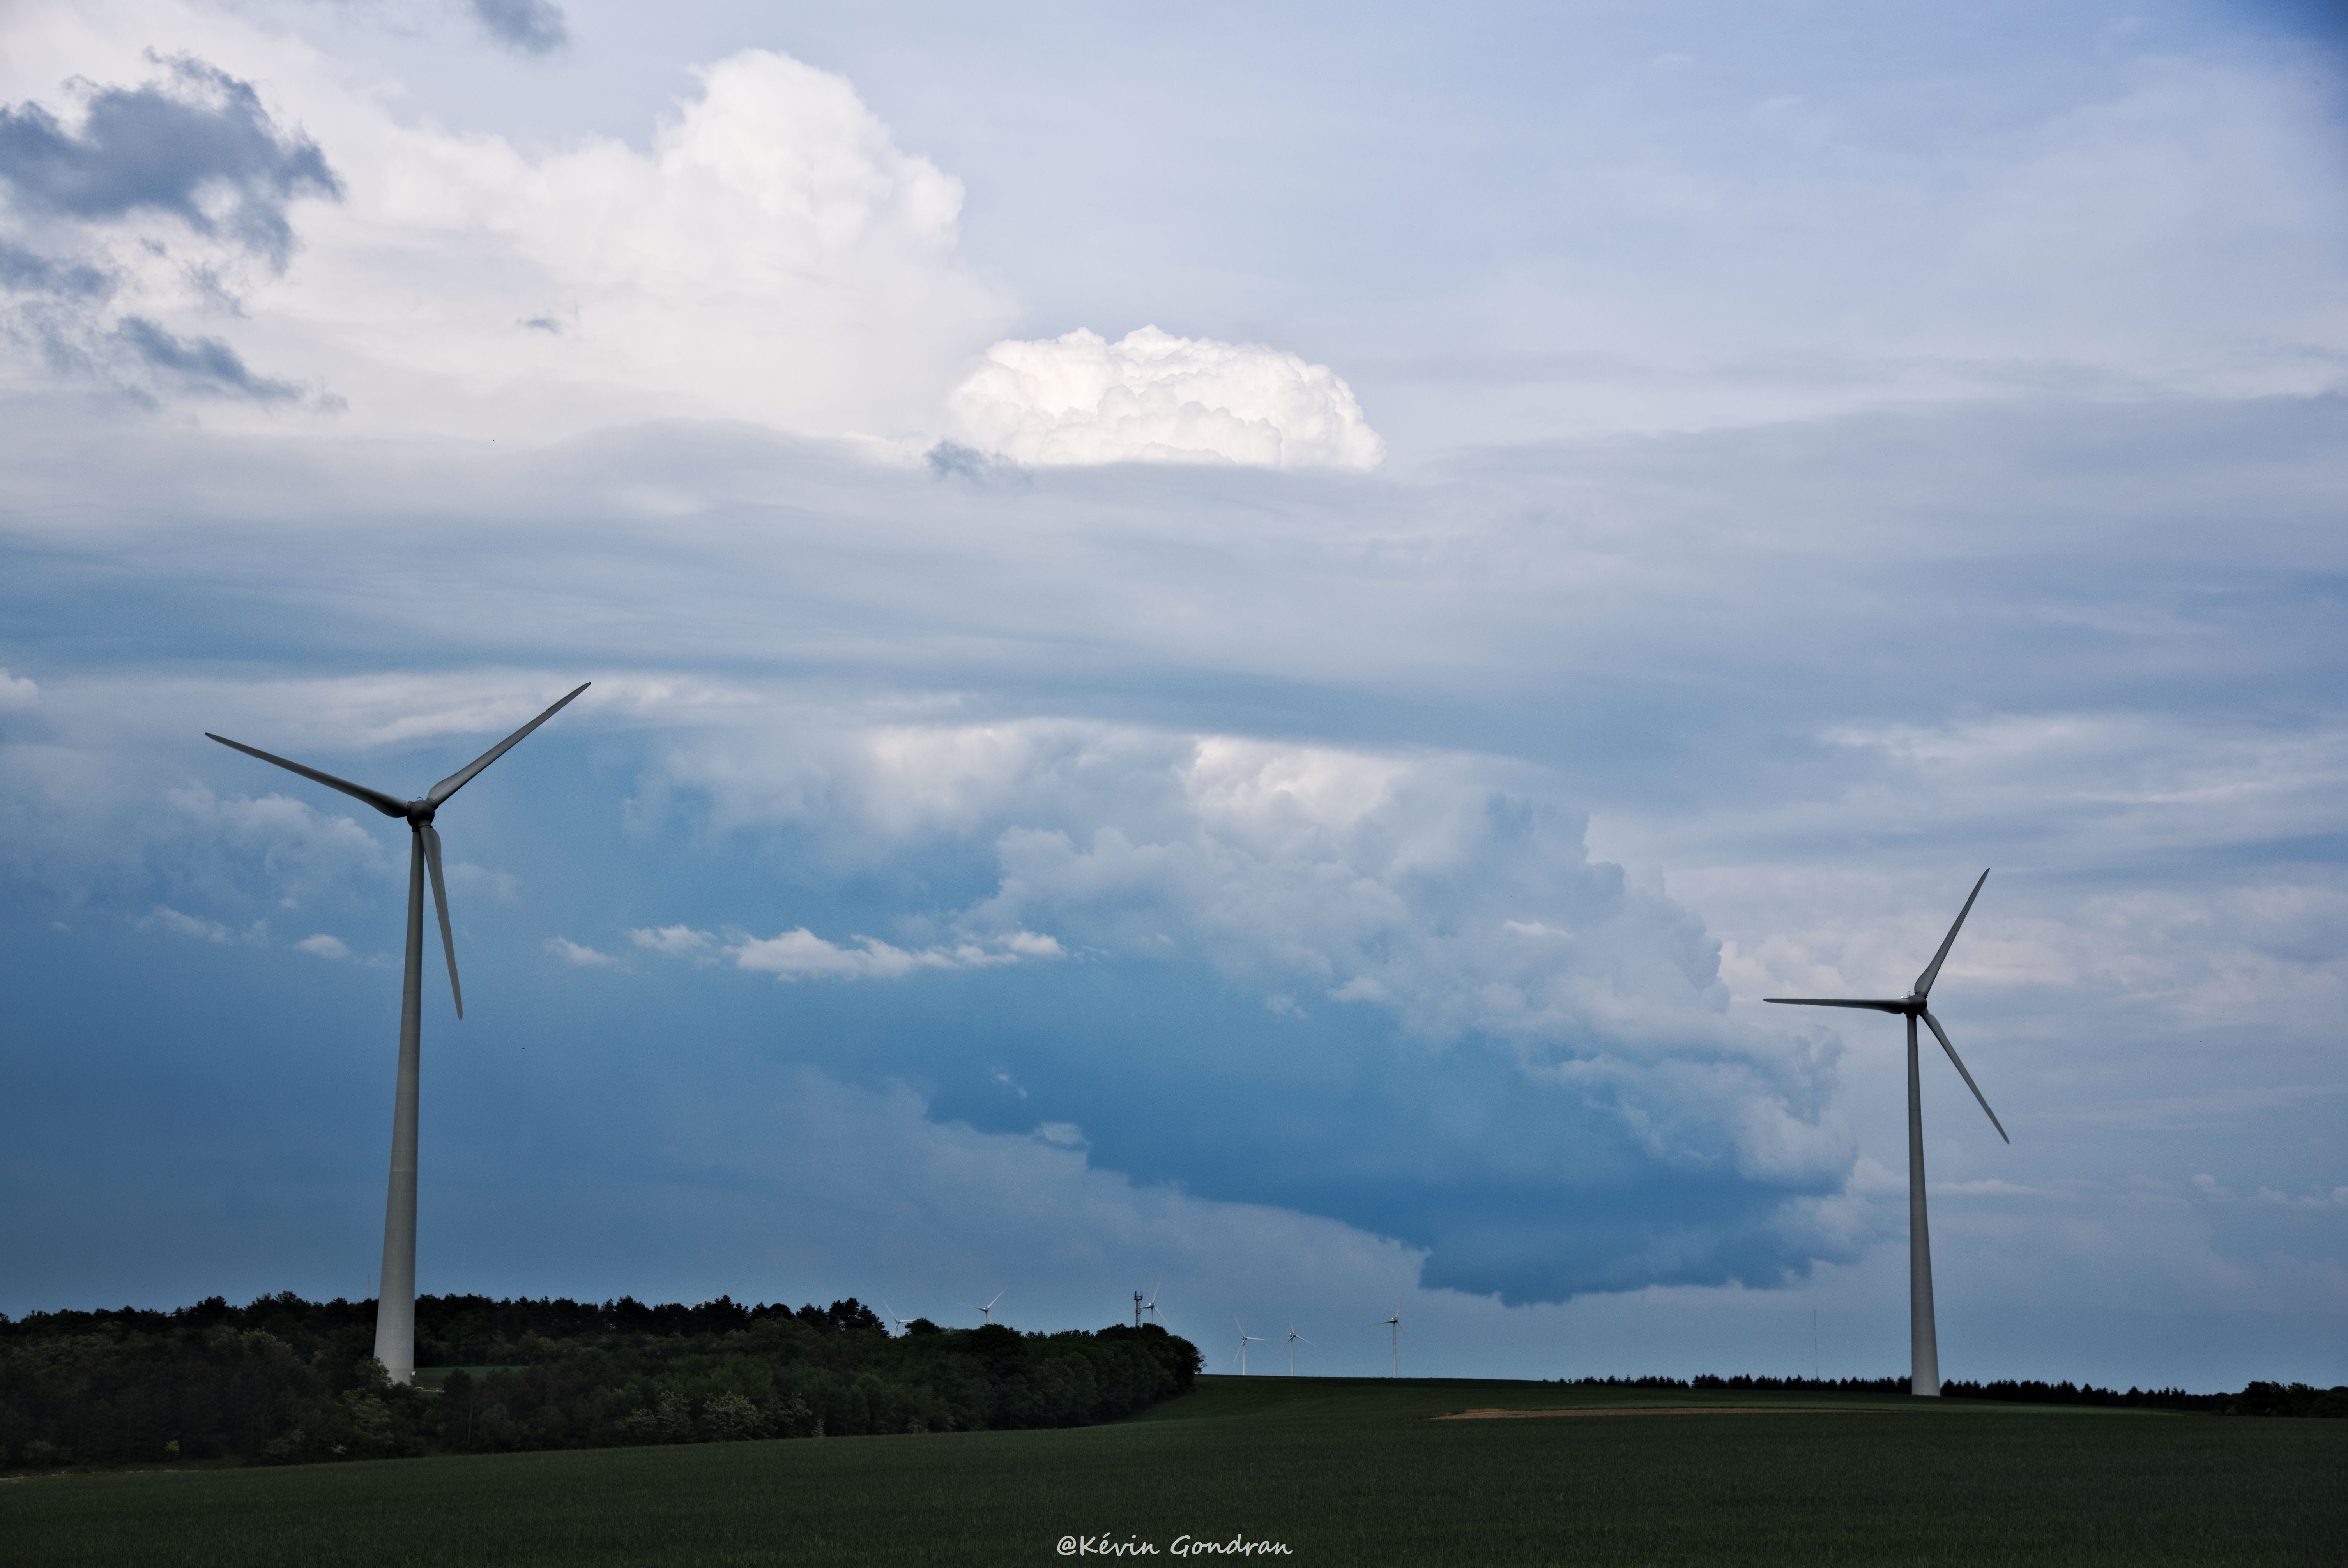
[406, 801, 436, 825]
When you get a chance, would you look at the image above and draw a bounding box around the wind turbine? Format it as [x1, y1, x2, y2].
[962, 1289, 1006, 1325]
[1767, 869, 2008, 1398]
[1235, 1319, 1268, 1375]
[1376, 1298, 1402, 1379]
[1284, 1319, 1313, 1376]
[206, 682, 589, 1386]
[1143, 1277, 1170, 1328]
[882, 1300, 912, 1336]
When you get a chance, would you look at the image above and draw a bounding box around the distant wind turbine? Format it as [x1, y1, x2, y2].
[1767, 869, 2009, 1398]
[1376, 1298, 1403, 1379]
[206, 682, 589, 1386]
[962, 1289, 1006, 1325]
[883, 1300, 912, 1336]
[1236, 1319, 1268, 1375]
[1143, 1278, 1170, 1328]
[1285, 1319, 1313, 1376]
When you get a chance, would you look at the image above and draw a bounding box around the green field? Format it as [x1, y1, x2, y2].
[4, 1376, 2339, 1566]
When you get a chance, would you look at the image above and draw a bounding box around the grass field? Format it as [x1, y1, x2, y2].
[4, 1376, 2339, 1566]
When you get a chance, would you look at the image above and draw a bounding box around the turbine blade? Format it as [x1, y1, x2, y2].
[426, 682, 591, 807]
[205, 735, 407, 819]
[1914, 869, 1990, 999]
[422, 824, 463, 1019]
[1922, 1010, 2008, 1144]
[1765, 998, 1912, 1012]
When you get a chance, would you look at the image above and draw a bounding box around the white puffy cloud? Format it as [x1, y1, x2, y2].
[545, 935, 621, 967]
[0, 10, 1012, 439]
[294, 932, 347, 959]
[640, 923, 1064, 982]
[2, 13, 1393, 459]
[947, 326, 1385, 468]
[263, 46, 1007, 441]
[140, 904, 232, 943]
[628, 923, 714, 959]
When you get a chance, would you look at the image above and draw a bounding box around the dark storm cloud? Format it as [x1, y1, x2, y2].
[113, 316, 301, 403]
[0, 56, 340, 270]
[471, 0, 570, 55]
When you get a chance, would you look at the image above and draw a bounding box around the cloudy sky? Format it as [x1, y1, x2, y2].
[2, 0, 2342, 1389]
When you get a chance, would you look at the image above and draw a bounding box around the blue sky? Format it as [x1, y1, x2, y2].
[1, 0, 2343, 1388]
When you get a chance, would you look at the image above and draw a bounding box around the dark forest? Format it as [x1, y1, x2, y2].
[0, 1293, 1202, 1470]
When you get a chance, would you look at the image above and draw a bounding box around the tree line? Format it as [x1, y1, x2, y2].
[1557, 1371, 2344, 1416]
[0, 1292, 1201, 1471]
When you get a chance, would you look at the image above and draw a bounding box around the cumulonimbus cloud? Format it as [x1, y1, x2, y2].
[948, 326, 1386, 469]
[642, 708, 1858, 1300]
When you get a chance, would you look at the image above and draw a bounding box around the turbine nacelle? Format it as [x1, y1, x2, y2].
[207, 682, 591, 1026]
[1765, 868, 2007, 1145]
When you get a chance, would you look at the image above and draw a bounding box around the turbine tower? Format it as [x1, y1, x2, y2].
[1236, 1319, 1268, 1375]
[1284, 1318, 1312, 1376]
[962, 1289, 1006, 1325]
[207, 682, 590, 1386]
[1376, 1299, 1402, 1378]
[1767, 869, 2008, 1397]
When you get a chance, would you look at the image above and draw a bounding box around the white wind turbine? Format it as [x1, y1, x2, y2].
[1375, 1298, 1403, 1378]
[207, 683, 589, 1386]
[962, 1289, 1006, 1325]
[1284, 1319, 1313, 1376]
[1235, 1319, 1268, 1375]
[1767, 869, 2009, 1397]
[882, 1300, 912, 1336]
[1143, 1278, 1170, 1328]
